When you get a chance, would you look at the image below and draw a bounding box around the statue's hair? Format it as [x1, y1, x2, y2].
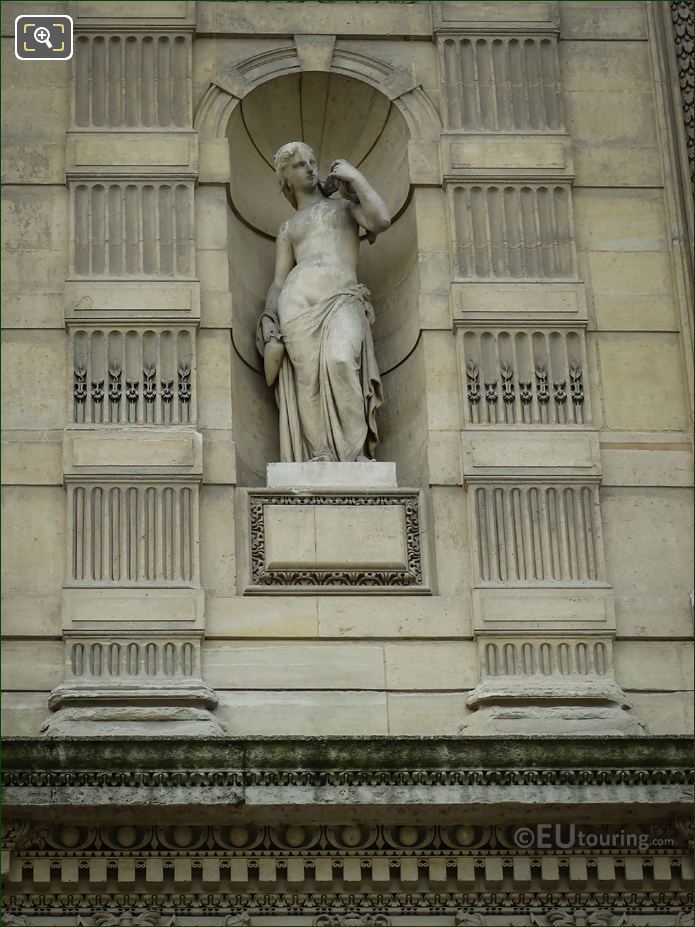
[274, 141, 323, 210]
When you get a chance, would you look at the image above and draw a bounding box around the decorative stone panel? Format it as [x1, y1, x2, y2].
[438, 34, 563, 132]
[448, 182, 577, 279]
[69, 323, 196, 424]
[70, 181, 195, 278]
[65, 634, 200, 681]
[241, 491, 428, 594]
[46, 0, 212, 739]
[65, 481, 200, 586]
[480, 635, 613, 679]
[469, 482, 605, 584]
[459, 326, 590, 425]
[73, 33, 193, 129]
[432, 1, 559, 34]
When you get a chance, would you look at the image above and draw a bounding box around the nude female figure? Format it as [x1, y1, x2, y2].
[257, 142, 390, 463]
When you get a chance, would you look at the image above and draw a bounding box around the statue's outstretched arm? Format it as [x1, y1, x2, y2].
[328, 159, 391, 236]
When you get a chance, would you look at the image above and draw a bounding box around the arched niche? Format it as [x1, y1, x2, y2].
[221, 69, 431, 486]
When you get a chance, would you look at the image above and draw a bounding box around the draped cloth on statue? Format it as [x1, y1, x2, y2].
[260, 284, 383, 463]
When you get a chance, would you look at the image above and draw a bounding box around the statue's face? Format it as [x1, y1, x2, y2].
[285, 145, 318, 194]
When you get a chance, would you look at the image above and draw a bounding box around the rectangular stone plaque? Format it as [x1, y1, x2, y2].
[264, 503, 407, 570]
[244, 490, 428, 593]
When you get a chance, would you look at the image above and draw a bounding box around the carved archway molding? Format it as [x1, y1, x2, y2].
[193, 37, 442, 184]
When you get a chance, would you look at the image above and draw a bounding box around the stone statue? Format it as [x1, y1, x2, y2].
[256, 141, 390, 463]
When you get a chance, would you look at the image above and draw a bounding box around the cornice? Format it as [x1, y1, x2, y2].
[4, 735, 692, 772]
[3, 737, 692, 812]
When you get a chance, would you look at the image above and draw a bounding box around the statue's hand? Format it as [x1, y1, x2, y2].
[261, 315, 281, 343]
[328, 159, 360, 184]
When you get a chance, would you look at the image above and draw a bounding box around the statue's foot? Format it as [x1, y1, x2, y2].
[355, 454, 373, 463]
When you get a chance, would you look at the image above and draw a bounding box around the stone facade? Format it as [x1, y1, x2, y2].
[2, 1, 693, 924]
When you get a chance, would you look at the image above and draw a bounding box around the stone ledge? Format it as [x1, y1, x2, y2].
[3, 735, 691, 820]
[4, 735, 691, 771]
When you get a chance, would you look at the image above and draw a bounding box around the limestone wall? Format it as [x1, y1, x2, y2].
[1, 1, 692, 738]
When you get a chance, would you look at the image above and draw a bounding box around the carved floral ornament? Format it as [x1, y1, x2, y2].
[529, 911, 629, 926]
[73, 365, 191, 410]
[465, 361, 584, 410]
[3, 766, 693, 793]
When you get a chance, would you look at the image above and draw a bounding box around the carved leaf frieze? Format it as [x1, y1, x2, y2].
[2, 893, 693, 925]
[70, 328, 195, 425]
[461, 329, 589, 426]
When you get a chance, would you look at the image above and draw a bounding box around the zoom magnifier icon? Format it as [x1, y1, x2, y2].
[15, 15, 73, 60]
[33, 26, 53, 48]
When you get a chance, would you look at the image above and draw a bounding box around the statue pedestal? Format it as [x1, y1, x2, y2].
[267, 461, 397, 490]
[238, 462, 428, 593]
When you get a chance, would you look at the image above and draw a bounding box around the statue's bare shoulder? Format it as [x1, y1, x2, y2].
[277, 218, 293, 240]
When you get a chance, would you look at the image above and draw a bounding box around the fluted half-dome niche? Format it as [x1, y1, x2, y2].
[227, 72, 425, 485]
[228, 72, 410, 238]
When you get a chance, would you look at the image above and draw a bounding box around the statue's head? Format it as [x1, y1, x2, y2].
[274, 141, 320, 209]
